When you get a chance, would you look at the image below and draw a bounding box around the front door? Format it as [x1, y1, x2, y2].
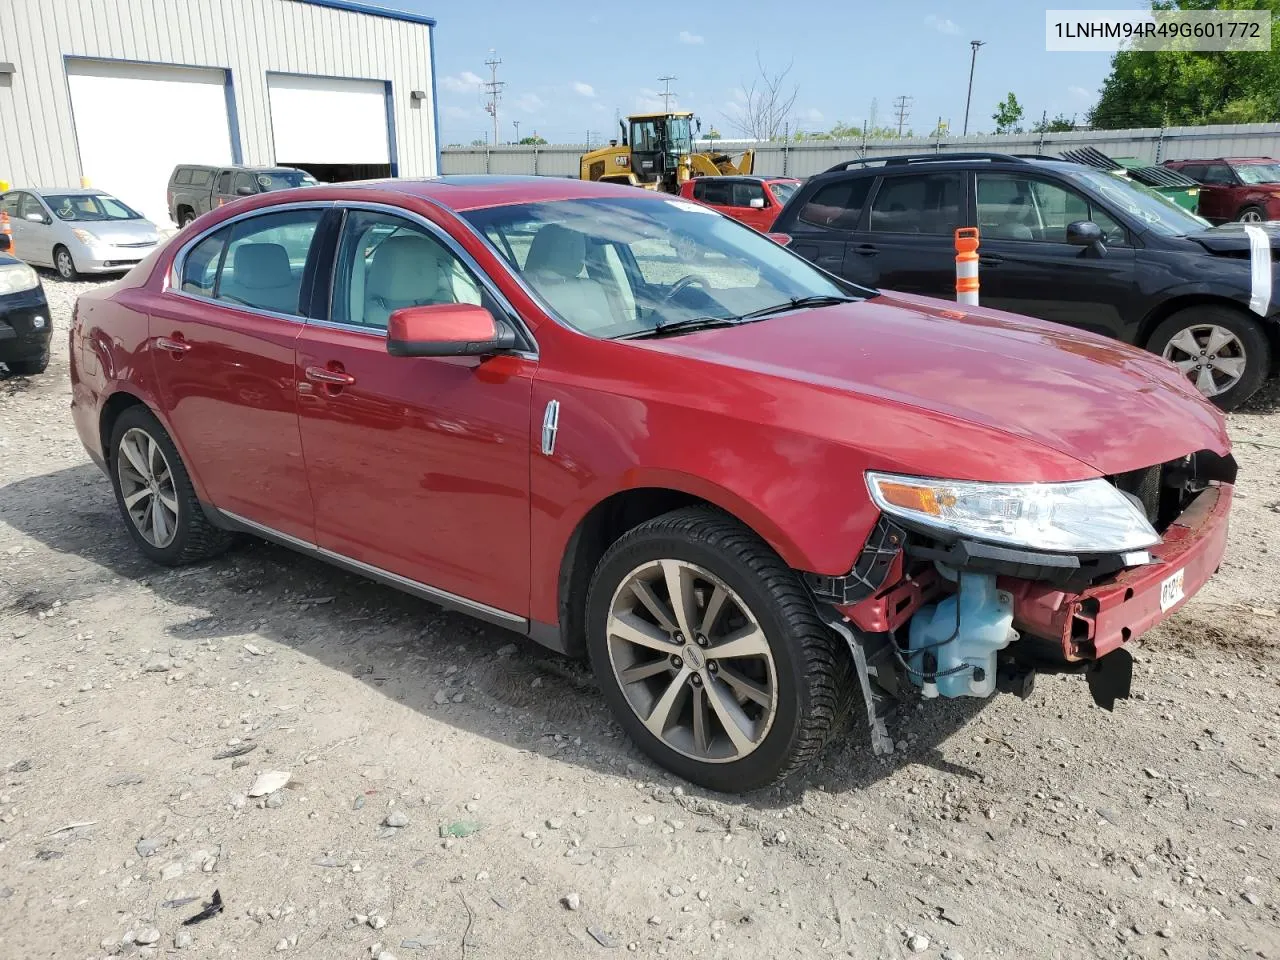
[149, 206, 324, 540]
[1191, 162, 1237, 223]
[730, 180, 773, 232]
[973, 172, 1137, 339]
[853, 171, 964, 296]
[296, 207, 535, 615]
[212, 170, 238, 210]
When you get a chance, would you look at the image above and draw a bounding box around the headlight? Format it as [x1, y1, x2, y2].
[865, 472, 1160, 553]
[71, 228, 99, 245]
[0, 263, 40, 295]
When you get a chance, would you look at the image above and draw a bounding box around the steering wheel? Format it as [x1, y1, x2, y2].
[663, 275, 707, 302]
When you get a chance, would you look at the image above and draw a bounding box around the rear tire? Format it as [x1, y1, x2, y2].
[54, 245, 78, 281]
[4, 352, 49, 376]
[1147, 305, 1270, 411]
[1237, 205, 1266, 223]
[108, 406, 233, 566]
[179, 209, 197, 228]
[585, 506, 850, 792]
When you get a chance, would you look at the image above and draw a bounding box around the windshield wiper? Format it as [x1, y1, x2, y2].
[737, 294, 858, 321]
[616, 316, 742, 340]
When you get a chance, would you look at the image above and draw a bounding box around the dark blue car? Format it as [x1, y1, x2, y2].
[0, 232, 51, 375]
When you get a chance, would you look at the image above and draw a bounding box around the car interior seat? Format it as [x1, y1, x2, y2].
[221, 242, 298, 314]
[522, 224, 615, 330]
[363, 234, 459, 328]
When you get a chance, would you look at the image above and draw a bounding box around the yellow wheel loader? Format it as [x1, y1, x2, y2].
[579, 111, 754, 193]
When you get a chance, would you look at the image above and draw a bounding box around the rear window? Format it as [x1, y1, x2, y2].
[797, 178, 871, 229]
[174, 169, 192, 185]
[869, 173, 962, 236]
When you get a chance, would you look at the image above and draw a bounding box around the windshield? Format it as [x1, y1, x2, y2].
[1067, 169, 1210, 236]
[47, 194, 142, 221]
[1233, 163, 1280, 185]
[769, 181, 800, 205]
[464, 196, 863, 339]
[257, 171, 319, 191]
[667, 116, 693, 155]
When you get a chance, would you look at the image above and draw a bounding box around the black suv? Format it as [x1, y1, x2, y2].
[772, 152, 1280, 410]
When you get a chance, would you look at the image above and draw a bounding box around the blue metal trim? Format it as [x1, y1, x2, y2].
[296, 0, 436, 26]
[62, 56, 240, 175]
[428, 23, 442, 174]
[384, 80, 399, 177]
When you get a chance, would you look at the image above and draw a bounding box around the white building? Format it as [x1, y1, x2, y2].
[0, 0, 439, 225]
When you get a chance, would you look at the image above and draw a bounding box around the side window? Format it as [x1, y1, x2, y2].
[1202, 164, 1234, 185]
[192, 169, 213, 187]
[180, 228, 228, 297]
[700, 180, 732, 205]
[978, 175, 1127, 245]
[216, 209, 322, 315]
[797, 178, 871, 229]
[233, 173, 257, 196]
[18, 194, 47, 222]
[869, 173, 962, 235]
[0, 193, 19, 216]
[692, 180, 707, 201]
[216, 172, 233, 194]
[174, 169, 192, 185]
[331, 210, 485, 330]
[732, 181, 766, 207]
[1179, 164, 1206, 183]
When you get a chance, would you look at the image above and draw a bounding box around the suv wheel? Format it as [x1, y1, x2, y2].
[54, 245, 78, 280]
[180, 209, 197, 228]
[1148, 306, 1270, 410]
[4, 352, 49, 376]
[1237, 206, 1266, 223]
[108, 406, 233, 565]
[586, 506, 850, 792]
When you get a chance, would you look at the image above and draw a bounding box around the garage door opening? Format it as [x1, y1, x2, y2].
[66, 59, 235, 226]
[267, 74, 394, 183]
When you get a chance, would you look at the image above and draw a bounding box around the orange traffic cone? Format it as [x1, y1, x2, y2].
[0, 211, 13, 258]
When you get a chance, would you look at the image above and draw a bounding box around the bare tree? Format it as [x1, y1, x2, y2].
[725, 55, 798, 140]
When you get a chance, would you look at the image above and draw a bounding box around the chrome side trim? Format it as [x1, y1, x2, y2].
[541, 399, 560, 456]
[218, 509, 528, 630]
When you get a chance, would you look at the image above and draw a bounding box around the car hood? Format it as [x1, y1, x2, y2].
[67, 218, 161, 245]
[639, 292, 1230, 478]
[1188, 221, 1280, 255]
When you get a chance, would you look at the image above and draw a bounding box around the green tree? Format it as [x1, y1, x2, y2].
[1089, 0, 1280, 128]
[992, 92, 1025, 133]
[1033, 112, 1077, 132]
[518, 135, 548, 145]
[470, 138, 487, 147]
[704, 128, 722, 140]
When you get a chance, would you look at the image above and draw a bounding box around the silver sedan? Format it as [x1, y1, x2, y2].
[0, 188, 162, 279]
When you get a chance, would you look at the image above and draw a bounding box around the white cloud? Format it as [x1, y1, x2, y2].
[924, 14, 961, 35]
[1068, 85, 1093, 99]
[798, 107, 824, 123]
[441, 70, 484, 94]
[515, 93, 546, 113]
[677, 30, 704, 45]
[572, 81, 596, 98]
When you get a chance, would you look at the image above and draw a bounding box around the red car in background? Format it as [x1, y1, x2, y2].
[1162, 157, 1280, 223]
[69, 176, 1234, 791]
[679, 175, 801, 230]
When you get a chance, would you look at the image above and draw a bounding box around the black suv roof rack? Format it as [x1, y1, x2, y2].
[823, 152, 1030, 173]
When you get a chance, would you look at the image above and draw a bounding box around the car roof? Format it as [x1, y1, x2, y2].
[1169, 157, 1275, 164]
[23, 187, 110, 196]
[304, 175, 665, 212]
[816, 154, 1087, 180]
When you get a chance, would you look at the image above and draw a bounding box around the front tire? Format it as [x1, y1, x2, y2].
[108, 406, 233, 566]
[54, 245, 78, 280]
[4, 351, 49, 376]
[585, 507, 849, 792]
[1237, 205, 1266, 223]
[1147, 306, 1270, 410]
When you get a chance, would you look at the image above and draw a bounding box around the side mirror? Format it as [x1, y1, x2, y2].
[24, 211, 46, 223]
[387, 303, 516, 358]
[1066, 219, 1107, 255]
[0, 234, 9, 252]
[236, 185, 255, 196]
[748, 197, 766, 209]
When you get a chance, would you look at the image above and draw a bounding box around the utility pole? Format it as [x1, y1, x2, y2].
[657, 75, 678, 112]
[963, 40, 985, 136]
[513, 120, 520, 143]
[893, 95, 913, 137]
[483, 51, 504, 148]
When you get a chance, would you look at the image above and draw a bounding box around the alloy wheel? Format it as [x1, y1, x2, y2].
[1161, 323, 1247, 398]
[56, 249, 75, 279]
[116, 427, 180, 548]
[605, 559, 777, 763]
[1239, 209, 1264, 223]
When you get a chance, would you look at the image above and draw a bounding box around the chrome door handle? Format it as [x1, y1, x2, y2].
[304, 365, 356, 386]
[155, 336, 191, 354]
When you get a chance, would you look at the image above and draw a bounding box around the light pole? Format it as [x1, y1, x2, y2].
[513, 120, 520, 143]
[963, 40, 985, 136]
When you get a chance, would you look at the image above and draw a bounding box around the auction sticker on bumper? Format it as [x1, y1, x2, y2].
[1160, 568, 1186, 612]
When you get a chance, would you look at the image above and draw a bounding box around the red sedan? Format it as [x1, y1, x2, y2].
[70, 176, 1234, 790]
[678, 175, 801, 230]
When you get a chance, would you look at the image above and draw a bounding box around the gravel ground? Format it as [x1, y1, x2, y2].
[1, 272, 1278, 960]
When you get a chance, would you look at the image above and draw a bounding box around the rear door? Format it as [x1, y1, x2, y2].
[149, 205, 326, 540]
[693, 179, 735, 217]
[1193, 163, 1237, 222]
[16, 193, 55, 266]
[855, 171, 963, 295]
[972, 171, 1137, 338]
[783, 176, 872, 280]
